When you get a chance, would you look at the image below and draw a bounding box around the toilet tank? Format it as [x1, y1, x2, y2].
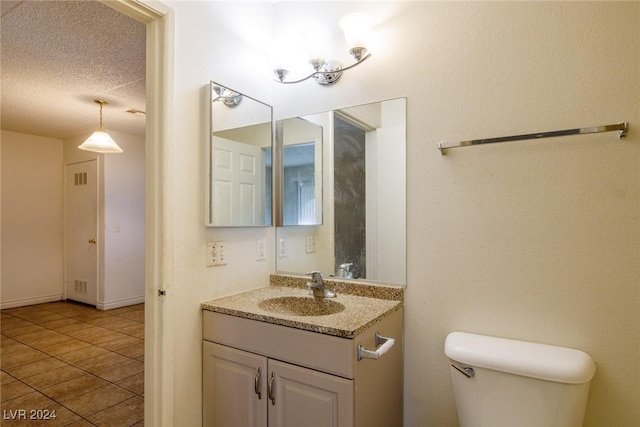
[445, 332, 596, 427]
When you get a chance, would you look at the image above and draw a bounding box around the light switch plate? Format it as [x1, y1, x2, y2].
[206, 241, 227, 267]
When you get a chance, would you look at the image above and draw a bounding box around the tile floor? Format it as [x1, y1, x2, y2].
[1, 301, 144, 426]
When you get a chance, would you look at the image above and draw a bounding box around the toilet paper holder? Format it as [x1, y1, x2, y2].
[357, 333, 395, 361]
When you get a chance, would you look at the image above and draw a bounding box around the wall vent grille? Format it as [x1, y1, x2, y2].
[74, 172, 88, 186]
[74, 279, 88, 294]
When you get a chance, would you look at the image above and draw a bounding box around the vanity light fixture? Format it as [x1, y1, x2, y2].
[212, 85, 243, 107]
[273, 12, 373, 85]
[78, 100, 123, 154]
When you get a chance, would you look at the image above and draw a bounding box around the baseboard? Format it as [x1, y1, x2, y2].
[1, 294, 63, 310]
[96, 296, 145, 311]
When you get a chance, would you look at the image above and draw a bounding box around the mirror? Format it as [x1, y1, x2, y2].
[206, 81, 273, 227]
[275, 98, 406, 285]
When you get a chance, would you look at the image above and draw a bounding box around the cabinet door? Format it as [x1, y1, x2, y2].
[203, 341, 268, 427]
[268, 359, 354, 427]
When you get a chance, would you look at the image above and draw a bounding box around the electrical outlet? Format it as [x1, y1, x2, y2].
[278, 238, 287, 258]
[305, 235, 316, 253]
[256, 238, 267, 261]
[206, 241, 227, 267]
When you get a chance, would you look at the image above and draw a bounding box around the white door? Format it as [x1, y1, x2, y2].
[211, 137, 265, 226]
[65, 160, 98, 305]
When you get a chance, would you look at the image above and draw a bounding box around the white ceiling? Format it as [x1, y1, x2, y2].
[1, 0, 146, 140]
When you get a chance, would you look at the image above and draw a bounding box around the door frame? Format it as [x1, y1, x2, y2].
[101, 1, 173, 425]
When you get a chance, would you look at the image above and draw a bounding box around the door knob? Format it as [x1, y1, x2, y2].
[88, 238, 96, 244]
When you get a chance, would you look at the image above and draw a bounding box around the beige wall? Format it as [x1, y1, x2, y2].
[1, 130, 64, 307]
[160, 1, 639, 426]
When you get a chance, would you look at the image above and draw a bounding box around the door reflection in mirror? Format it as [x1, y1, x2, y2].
[206, 81, 273, 227]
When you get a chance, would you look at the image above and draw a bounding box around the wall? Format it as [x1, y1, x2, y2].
[159, 1, 639, 426]
[160, 2, 275, 424]
[0, 130, 64, 308]
[269, 2, 639, 426]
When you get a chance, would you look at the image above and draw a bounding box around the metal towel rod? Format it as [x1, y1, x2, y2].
[438, 122, 629, 155]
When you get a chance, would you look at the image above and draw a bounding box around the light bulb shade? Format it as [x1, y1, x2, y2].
[78, 130, 123, 153]
[339, 13, 372, 49]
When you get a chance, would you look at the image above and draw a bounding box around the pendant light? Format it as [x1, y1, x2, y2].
[78, 100, 123, 153]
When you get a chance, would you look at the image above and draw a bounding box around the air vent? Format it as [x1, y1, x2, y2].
[74, 172, 88, 186]
[74, 280, 88, 294]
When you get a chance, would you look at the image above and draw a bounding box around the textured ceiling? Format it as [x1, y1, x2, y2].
[1, 0, 146, 140]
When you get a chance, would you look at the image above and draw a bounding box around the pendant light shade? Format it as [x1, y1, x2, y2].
[78, 100, 123, 154]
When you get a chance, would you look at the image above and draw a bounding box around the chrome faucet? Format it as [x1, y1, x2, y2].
[306, 271, 336, 298]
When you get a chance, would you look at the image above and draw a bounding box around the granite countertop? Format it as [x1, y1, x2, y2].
[201, 275, 403, 339]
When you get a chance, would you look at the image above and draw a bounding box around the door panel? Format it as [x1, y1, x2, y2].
[268, 359, 354, 427]
[65, 160, 97, 305]
[203, 341, 268, 427]
[212, 137, 264, 226]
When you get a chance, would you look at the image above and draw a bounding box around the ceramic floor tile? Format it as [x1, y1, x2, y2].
[1, 335, 21, 349]
[58, 383, 135, 417]
[1, 370, 18, 384]
[55, 345, 113, 364]
[115, 310, 144, 322]
[2, 324, 46, 338]
[97, 335, 142, 351]
[24, 311, 68, 325]
[64, 419, 98, 427]
[0, 318, 34, 331]
[73, 351, 130, 372]
[53, 321, 96, 334]
[1, 380, 35, 402]
[65, 326, 112, 341]
[17, 330, 75, 347]
[38, 317, 85, 330]
[1, 341, 35, 358]
[40, 337, 93, 356]
[116, 371, 144, 395]
[1, 302, 144, 425]
[119, 324, 145, 338]
[86, 395, 144, 427]
[114, 342, 144, 359]
[78, 329, 132, 345]
[91, 358, 144, 383]
[99, 317, 141, 331]
[1, 347, 49, 369]
[21, 364, 86, 389]
[3, 357, 69, 380]
[40, 373, 109, 401]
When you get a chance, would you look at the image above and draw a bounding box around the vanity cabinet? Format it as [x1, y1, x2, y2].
[204, 341, 352, 427]
[202, 308, 403, 427]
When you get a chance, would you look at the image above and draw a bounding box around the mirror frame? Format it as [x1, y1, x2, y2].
[205, 81, 274, 228]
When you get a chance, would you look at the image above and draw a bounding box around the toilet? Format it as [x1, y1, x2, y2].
[445, 332, 595, 427]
